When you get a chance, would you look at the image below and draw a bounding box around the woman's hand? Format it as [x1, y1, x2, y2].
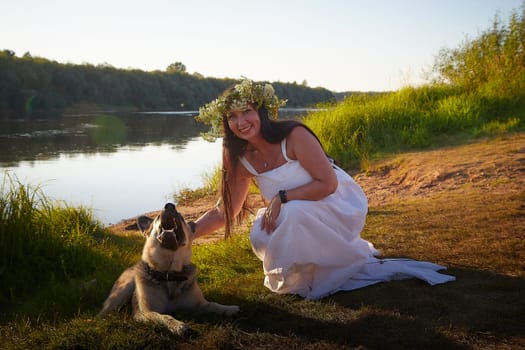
[261, 194, 282, 234]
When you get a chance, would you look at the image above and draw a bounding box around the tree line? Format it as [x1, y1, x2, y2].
[0, 51, 335, 118]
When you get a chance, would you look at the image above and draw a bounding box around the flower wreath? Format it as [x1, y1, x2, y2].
[196, 79, 287, 140]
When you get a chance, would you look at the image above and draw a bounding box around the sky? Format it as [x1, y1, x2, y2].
[1, 0, 523, 92]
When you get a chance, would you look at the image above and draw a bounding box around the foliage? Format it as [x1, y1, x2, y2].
[0, 51, 334, 118]
[166, 61, 187, 74]
[175, 165, 259, 204]
[433, 4, 525, 98]
[175, 166, 223, 203]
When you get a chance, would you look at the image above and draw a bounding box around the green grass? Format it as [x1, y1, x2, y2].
[175, 165, 223, 202]
[0, 175, 141, 319]
[175, 165, 260, 204]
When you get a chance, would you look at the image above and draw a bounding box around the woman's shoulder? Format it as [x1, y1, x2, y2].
[287, 125, 320, 148]
[288, 124, 314, 138]
[285, 125, 326, 162]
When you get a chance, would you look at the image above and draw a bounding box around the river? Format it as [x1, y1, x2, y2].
[0, 109, 309, 224]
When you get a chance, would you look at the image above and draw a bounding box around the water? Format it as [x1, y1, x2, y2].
[4, 139, 222, 225]
[0, 109, 311, 224]
[0, 112, 222, 224]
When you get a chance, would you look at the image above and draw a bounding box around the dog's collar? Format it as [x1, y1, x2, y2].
[141, 261, 196, 282]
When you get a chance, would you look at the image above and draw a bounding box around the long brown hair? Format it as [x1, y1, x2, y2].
[220, 105, 321, 238]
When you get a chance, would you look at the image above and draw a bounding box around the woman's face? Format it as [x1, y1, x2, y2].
[226, 105, 261, 141]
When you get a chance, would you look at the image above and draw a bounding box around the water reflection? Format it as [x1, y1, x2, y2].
[0, 112, 206, 165]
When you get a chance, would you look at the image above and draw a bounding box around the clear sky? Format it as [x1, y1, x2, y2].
[1, 0, 523, 92]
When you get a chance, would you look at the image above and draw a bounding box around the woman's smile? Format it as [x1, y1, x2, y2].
[238, 123, 253, 134]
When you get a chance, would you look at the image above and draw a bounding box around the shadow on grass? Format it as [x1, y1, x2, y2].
[182, 295, 465, 349]
[187, 267, 524, 349]
[327, 268, 525, 338]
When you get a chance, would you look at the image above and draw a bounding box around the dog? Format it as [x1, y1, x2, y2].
[98, 203, 239, 335]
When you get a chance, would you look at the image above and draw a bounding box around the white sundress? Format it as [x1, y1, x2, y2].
[239, 138, 455, 300]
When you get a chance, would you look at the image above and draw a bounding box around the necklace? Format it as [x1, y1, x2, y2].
[246, 146, 272, 170]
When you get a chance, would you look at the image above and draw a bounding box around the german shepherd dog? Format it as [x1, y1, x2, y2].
[98, 203, 239, 335]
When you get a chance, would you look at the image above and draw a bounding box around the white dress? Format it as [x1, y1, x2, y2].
[240, 138, 455, 300]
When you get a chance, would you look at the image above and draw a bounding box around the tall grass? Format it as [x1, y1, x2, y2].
[175, 165, 223, 203]
[306, 84, 524, 170]
[0, 175, 108, 308]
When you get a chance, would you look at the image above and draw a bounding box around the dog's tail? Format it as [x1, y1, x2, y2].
[98, 266, 136, 317]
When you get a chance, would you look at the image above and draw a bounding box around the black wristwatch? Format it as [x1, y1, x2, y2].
[278, 190, 288, 203]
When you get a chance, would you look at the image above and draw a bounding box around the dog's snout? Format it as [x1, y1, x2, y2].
[157, 230, 179, 250]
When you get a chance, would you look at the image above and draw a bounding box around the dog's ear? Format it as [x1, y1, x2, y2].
[137, 215, 154, 237]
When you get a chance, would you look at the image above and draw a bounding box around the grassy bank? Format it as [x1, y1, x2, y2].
[0, 176, 139, 318]
[305, 85, 524, 170]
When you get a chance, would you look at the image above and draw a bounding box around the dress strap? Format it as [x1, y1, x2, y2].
[239, 156, 259, 176]
[281, 138, 292, 162]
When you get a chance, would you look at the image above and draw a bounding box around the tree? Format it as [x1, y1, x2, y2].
[432, 5, 525, 97]
[2, 49, 15, 57]
[166, 62, 186, 73]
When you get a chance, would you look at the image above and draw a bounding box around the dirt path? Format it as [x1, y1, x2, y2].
[354, 133, 525, 206]
[108, 133, 525, 243]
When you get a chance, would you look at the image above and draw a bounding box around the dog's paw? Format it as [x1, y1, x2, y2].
[136, 312, 189, 336]
[168, 321, 189, 336]
[160, 315, 189, 336]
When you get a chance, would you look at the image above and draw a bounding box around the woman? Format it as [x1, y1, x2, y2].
[192, 79, 454, 300]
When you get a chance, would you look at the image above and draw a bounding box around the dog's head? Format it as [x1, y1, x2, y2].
[137, 203, 190, 251]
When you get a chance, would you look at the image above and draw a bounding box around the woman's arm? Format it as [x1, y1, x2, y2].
[285, 126, 338, 200]
[261, 126, 338, 233]
[192, 164, 252, 239]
